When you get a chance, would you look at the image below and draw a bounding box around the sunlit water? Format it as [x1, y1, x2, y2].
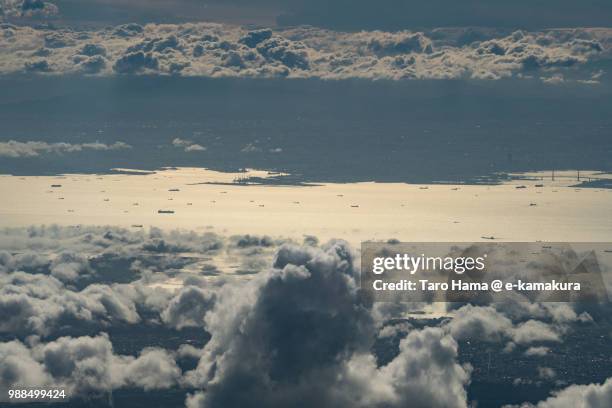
[1, 167, 611, 245]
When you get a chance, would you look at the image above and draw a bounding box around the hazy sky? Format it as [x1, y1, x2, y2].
[1, 0, 611, 180]
[6, 0, 612, 29]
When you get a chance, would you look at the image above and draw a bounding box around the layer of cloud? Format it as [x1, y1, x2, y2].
[0, 333, 181, 401]
[0, 23, 609, 83]
[0, 225, 295, 340]
[0, 271, 149, 336]
[0, 140, 131, 158]
[0, 229, 473, 406]
[0, 226, 608, 407]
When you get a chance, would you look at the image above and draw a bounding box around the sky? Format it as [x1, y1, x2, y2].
[4, 0, 612, 28]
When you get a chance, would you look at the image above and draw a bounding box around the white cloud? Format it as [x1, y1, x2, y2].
[505, 377, 612, 408]
[0, 140, 131, 158]
[525, 346, 550, 357]
[0, 334, 181, 401]
[172, 137, 206, 152]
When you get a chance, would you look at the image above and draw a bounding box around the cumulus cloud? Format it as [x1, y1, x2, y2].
[172, 137, 206, 152]
[0, 140, 131, 158]
[0, 23, 609, 83]
[0, 225, 293, 345]
[446, 304, 564, 345]
[184, 241, 470, 408]
[161, 286, 216, 330]
[447, 305, 513, 342]
[0, 272, 141, 336]
[113, 346, 182, 390]
[0, 0, 58, 20]
[512, 320, 560, 344]
[3, 231, 443, 405]
[0, 227, 608, 407]
[505, 377, 612, 408]
[524, 346, 550, 357]
[0, 225, 230, 337]
[0, 334, 181, 401]
[367, 31, 433, 55]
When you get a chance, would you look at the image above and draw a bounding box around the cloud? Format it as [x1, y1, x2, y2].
[367, 31, 433, 55]
[161, 286, 216, 330]
[240, 142, 262, 153]
[0, 23, 609, 83]
[447, 305, 513, 342]
[0, 340, 50, 393]
[113, 347, 182, 390]
[0, 227, 608, 407]
[0, 272, 142, 336]
[76, 54, 107, 73]
[445, 304, 566, 346]
[505, 377, 612, 408]
[239, 28, 272, 48]
[0, 0, 58, 20]
[24, 58, 50, 72]
[0, 226, 225, 337]
[537, 367, 556, 380]
[511, 320, 560, 344]
[0, 140, 131, 158]
[113, 50, 159, 73]
[256, 36, 310, 70]
[80, 43, 107, 56]
[0, 334, 181, 401]
[184, 241, 470, 408]
[524, 346, 550, 357]
[172, 137, 206, 152]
